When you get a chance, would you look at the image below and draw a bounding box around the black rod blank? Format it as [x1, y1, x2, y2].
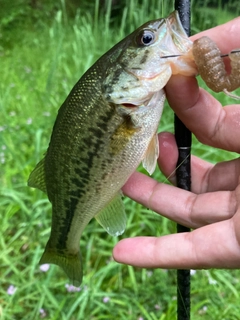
[174, 0, 191, 319]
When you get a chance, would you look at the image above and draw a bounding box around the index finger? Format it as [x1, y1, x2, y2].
[113, 218, 240, 270]
[191, 16, 240, 51]
[122, 171, 237, 228]
[165, 76, 240, 153]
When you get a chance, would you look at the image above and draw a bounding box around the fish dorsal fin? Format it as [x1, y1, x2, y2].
[28, 157, 47, 194]
[95, 192, 126, 236]
[142, 133, 159, 175]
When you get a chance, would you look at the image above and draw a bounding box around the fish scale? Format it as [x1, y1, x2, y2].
[28, 11, 197, 286]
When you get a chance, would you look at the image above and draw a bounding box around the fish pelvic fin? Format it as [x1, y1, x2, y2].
[28, 157, 47, 194]
[39, 244, 83, 287]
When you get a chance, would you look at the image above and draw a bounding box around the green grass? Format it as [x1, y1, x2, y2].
[1, 1, 240, 319]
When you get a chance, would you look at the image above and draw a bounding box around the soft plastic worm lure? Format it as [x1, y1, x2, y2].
[192, 36, 240, 96]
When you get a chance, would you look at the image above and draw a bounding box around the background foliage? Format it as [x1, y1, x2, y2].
[1, 0, 240, 319]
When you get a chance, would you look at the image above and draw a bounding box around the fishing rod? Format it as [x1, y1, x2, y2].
[173, 1, 191, 320]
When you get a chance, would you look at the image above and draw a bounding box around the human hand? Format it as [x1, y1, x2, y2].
[113, 17, 240, 270]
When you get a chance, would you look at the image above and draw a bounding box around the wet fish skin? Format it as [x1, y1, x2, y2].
[28, 11, 197, 286]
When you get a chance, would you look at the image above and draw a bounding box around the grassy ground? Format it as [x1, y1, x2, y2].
[1, 1, 240, 319]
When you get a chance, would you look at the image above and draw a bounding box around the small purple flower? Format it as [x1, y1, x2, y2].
[146, 270, 153, 278]
[7, 285, 17, 295]
[198, 305, 208, 315]
[190, 269, 196, 276]
[39, 308, 47, 318]
[65, 284, 81, 292]
[24, 66, 32, 74]
[103, 296, 110, 303]
[208, 277, 217, 285]
[0, 152, 5, 164]
[39, 264, 50, 272]
[43, 111, 51, 117]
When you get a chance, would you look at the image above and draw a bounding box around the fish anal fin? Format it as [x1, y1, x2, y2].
[39, 243, 83, 287]
[28, 157, 47, 194]
[95, 192, 126, 236]
[142, 133, 159, 175]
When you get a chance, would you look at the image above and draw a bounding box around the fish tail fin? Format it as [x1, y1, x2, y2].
[39, 244, 83, 287]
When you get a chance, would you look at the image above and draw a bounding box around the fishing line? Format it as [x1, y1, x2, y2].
[156, 153, 190, 185]
[164, 153, 190, 183]
[147, 153, 190, 213]
[161, 50, 240, 59]
[223, 89, 240, 100]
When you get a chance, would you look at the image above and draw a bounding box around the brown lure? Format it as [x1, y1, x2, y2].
[192, 36, 240, 94]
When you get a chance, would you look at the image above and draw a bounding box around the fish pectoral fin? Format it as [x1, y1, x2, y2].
[28, 157, 47, 193]
[95, 192, 126, 236]
[142, 133, 159, 175]
[39, 243, 83, 287]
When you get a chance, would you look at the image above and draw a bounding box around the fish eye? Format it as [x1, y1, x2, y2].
[136, 30, 155, 46]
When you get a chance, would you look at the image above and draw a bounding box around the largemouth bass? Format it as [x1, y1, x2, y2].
[28, 11, 197, 286]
